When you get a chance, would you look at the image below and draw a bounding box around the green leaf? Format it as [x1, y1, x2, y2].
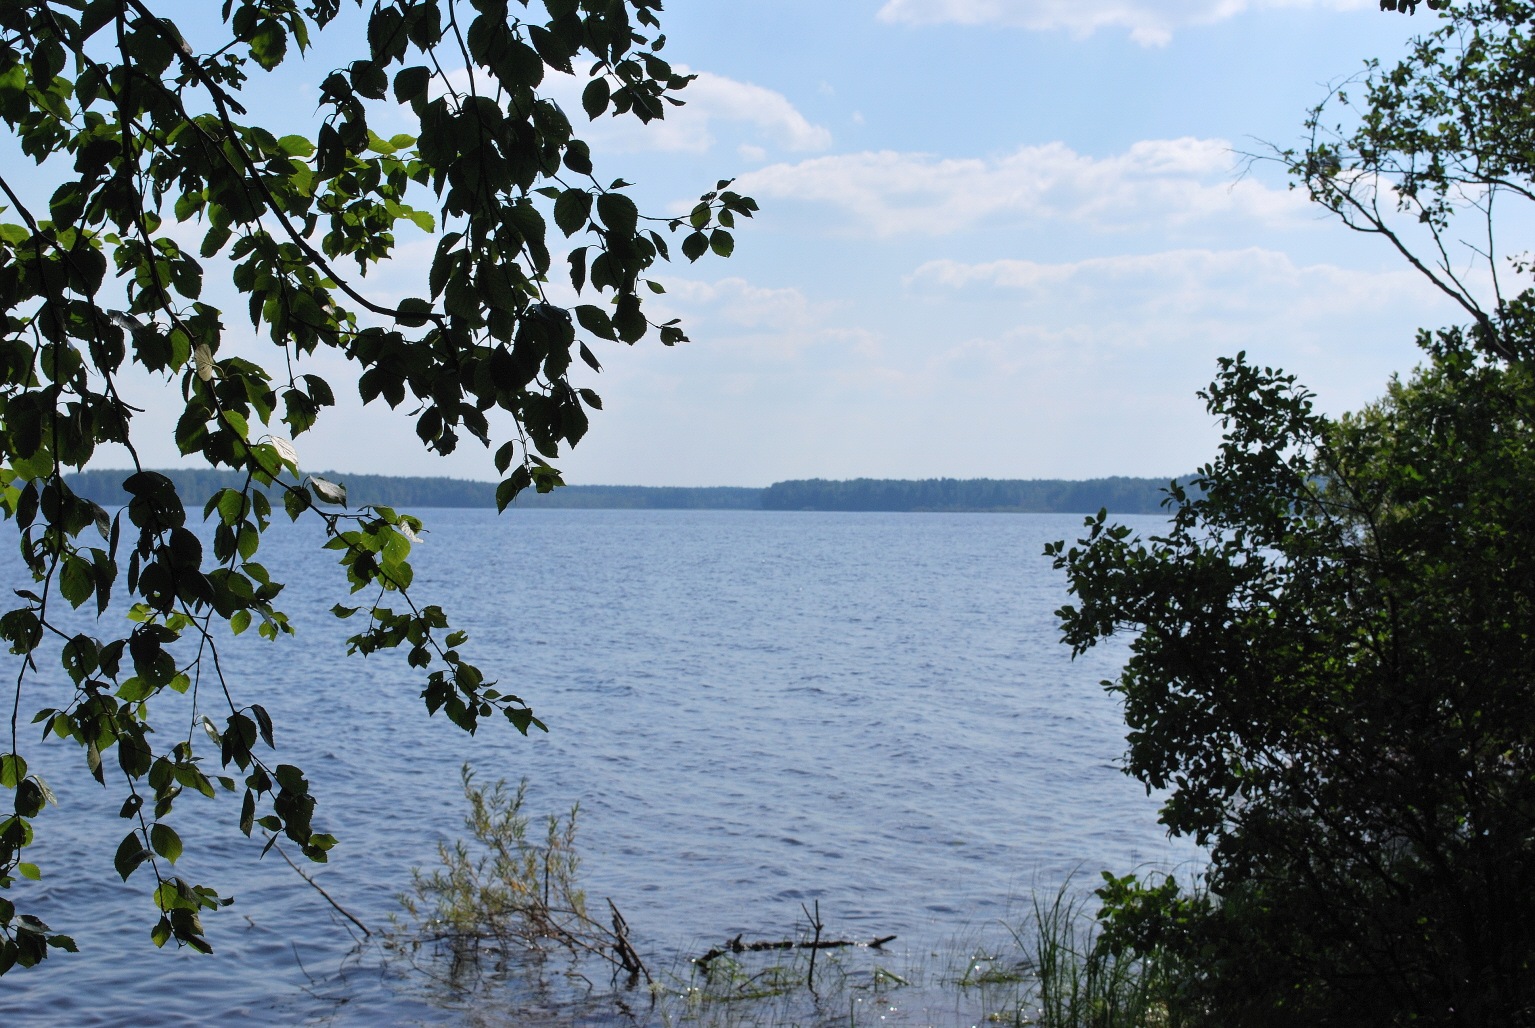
[150, 824, 183, 864]
[554, 189, 593, 237]
[114, 831, 149, 882]
[284, 487, 311, 521]
[117, 677, 154, 703]
[276, 134, 315, 158]
[14, 779, 44, 818]
[596, 192, 639, 237]
[0, 754, 24, 789]
[252, 705, 275, 749]
[217, 488, 246, 526]
[351, 60, 388, 99]
[59, 556, 93, 609]
[396, 298, 434, 328]
[394, 65, 431, 103]
[250, 19, 289, 70]
[582, 76, 611, 120]
[563, 138, 593, 175]
[496, 477, 521, 512]
[574, 305, 617, 341]
[309, 477, 347, 505]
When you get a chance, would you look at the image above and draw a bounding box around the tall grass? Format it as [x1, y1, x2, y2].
[1020, 879, 1184, 1028]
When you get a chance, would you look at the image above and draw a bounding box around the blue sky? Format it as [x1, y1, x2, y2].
[26, 1, 1474, 485]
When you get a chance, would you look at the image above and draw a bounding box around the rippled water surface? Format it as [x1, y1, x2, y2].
[0, 509, 1198, 1025]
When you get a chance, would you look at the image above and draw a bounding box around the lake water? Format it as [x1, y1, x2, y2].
[0, 509, 1200, 1025]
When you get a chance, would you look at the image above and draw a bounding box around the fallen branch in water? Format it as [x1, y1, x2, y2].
[693, 931, 897, 973]
[609, 898, 651, 985]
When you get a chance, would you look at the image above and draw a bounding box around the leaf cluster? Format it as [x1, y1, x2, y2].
[1283, 1, 1535, 363]
[1379, 0, 1451, 12]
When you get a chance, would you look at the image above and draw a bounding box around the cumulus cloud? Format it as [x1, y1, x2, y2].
[908, 247, 1438, 325]
[554, 66, 830, 154]
[903, 248, 1457, 401]
[736, 138, 1304, 236]
[876, 0, 1373, 46]
[676, 72, 832, 152]
[430, 64, 829, 155]
[660, 277, 820, 333]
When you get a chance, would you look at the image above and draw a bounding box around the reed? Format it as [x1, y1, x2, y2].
[1020, 879, 1182, 1028]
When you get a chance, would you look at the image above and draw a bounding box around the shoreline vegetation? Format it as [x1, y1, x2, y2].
[385, 764, 1187, 1027]
[63, 470, 1185, 515]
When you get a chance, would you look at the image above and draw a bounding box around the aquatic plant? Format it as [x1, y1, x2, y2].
[391, 763, 647, 992]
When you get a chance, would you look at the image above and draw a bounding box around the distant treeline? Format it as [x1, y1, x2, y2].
[760, 477, 1178, 513]
[509, 485, 761, 509]
[64, 470, 1180, 514]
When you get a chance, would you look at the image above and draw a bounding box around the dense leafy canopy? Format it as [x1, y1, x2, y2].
[1055, 341, 1535, 1025]
[0, 0, 752, 971]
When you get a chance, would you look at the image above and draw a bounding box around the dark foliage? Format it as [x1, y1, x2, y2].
[1053, 340, 1535, 1026]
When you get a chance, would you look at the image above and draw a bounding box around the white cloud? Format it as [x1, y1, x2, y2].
[553, 67, 830, 154]
[876, 0, 1373, 46]
[908, 247, 1440, 325]
[914, 246, 1388, 295]
[903, 247, 1457, 393]
[659, 70, 832, 153]
[660, 277, 819, 333]
[431, 64, 829, 155]
[737, 138, 1304, 236]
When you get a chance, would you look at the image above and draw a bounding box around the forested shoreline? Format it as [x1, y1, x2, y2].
[759, 476, 1179, 513]
[63, 470, 1179, 514]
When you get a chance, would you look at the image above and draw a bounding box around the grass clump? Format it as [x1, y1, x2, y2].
[1016, 876, 1189, 1028]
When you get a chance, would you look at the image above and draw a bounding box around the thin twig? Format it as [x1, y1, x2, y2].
[269, 837, 372, 937]
[803, 899, 822, 994]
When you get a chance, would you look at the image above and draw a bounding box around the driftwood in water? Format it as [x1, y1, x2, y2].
[693, 931, 897, 973]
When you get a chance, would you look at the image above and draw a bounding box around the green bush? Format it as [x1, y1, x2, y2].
[1053, 338, 1535, 1025]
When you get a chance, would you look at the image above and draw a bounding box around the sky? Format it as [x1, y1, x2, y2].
[17, 1, 1479, 486]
